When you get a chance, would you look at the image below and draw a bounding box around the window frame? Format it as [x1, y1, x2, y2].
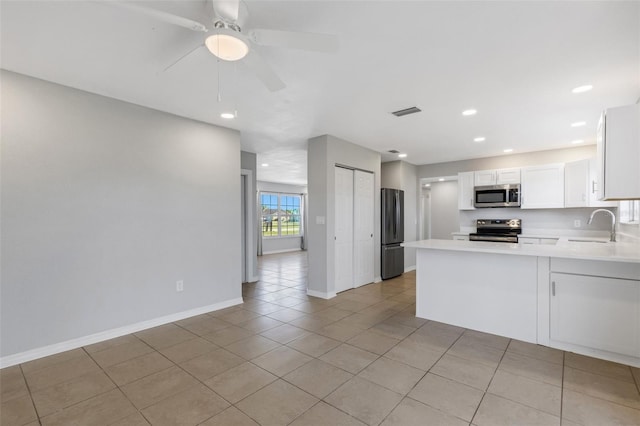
[260, 192, 303, 238]
[619, 200, 640, 225]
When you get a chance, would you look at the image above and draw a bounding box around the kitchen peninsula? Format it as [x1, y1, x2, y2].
[403, 238, 640, 367]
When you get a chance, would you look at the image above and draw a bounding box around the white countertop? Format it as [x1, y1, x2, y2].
[403, 238, 640, 263]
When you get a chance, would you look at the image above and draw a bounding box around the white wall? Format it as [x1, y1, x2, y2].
[308, 135, 381, 297]
[257, 181, 307, 254]
[1, 71, 242, 359]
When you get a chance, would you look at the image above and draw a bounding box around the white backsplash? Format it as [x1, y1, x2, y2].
[460, 207, 618, 238]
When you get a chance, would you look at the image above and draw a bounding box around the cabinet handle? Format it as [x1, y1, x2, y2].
[552, 281, 556, 296]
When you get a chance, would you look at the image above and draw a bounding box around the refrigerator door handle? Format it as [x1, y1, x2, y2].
[395, 191, 400, 239]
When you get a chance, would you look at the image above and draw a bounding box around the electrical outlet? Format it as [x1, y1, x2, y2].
[176, 280, 184, 292]
[574, 219, 581, 228]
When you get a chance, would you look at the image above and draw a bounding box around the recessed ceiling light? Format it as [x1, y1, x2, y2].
[438, 178, 445, 182]
[220, 112, 235, 119]
[462, 109, 477, 116]
[398, 153, 407, 158]
[473, 137, 486, 142]
[261, 163, 269, 167]
[571, 140, 584, 144]
[424, 184, 431, 187]
[571, 121, 586, 127]
[503, 148, 514, 153]
[572, 85, 593, 94]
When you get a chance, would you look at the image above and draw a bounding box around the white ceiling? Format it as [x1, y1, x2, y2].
[2, 1, 639, 186]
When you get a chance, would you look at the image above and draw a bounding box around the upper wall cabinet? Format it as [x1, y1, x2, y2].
[521, 163, 565, 209]
[596, 103, 640, 200]
[474, 168, 521, 186]
[565, 158, 616, 208]
[458, 172, 475, 210]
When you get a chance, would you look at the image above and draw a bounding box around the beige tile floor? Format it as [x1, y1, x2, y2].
[2, 250, 640, 425]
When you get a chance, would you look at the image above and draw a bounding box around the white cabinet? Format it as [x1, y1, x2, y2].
[474, 170, 497, 186]
[496, 168, 521, 184]
[550, 272, 640, 358]
[457, 172, 475, 210]
[597, 104, 640, 200]
[521, 164, 565, 209]
[474, 168, 521, 186]
[565, 158, 616, 208]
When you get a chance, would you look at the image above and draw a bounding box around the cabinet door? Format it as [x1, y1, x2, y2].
[474, 170, 497, 186]
[353, 170, 375, 287]
[588, 158, 616, 207]
[564, 159, 589, 208]
[457, 172, 475, 210]
[521, 164, 565, 209]
[550, 273, 640, 357]
[496, 168, 521, 184]
[334, 167, 354, 293]
[599, 104, 640, 200]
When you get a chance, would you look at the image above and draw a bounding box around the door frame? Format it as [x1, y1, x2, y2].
[241, 169, 257, 283]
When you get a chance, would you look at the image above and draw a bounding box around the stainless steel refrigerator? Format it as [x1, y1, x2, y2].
[381, 188, 404, 280]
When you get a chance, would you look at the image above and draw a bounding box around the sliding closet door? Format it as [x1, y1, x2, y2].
[334, 166, 354, 293]
[353, 170, 375, 287]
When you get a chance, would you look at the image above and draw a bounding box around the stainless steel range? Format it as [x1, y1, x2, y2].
[469, 219, 522, 243]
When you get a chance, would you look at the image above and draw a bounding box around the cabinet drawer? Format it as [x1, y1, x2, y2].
[551, 258, 640, 281]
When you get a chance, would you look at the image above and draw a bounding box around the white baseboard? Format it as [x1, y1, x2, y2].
[0, 297, 244, 368]
[262, 248, 302, 255]
[306, 289, 336, 299]
[404, 265, 416, 273]
[374, 276, 382, 283]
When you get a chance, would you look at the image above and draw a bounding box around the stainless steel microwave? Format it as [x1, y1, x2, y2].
[474, 184, 521, 208]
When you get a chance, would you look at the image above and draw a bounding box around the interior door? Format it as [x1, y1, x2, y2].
[353, 170, 374, 287]
[334, 167, 354, 293]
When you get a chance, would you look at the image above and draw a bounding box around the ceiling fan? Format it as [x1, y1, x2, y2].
[111, 0, 339, 92]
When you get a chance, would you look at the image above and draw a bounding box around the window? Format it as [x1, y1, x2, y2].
[620, 200, 640, 224]
[261, 193, 302, 237]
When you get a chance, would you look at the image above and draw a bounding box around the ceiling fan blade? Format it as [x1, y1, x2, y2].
[243, 49, 286, 92]
[212, 0, 240, 22]
[249, 29, 339, 53]
[163, 43, 204, 73]
[108, 2, 208, 32]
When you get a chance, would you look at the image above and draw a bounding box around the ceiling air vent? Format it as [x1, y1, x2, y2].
[387, 149, 400, 154]
[391, 106, 422, 117]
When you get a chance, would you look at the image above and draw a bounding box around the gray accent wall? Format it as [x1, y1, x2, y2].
[308, 135, 381, 296]
[1, 71, 242, 357]
[381, 161, 418, 270]
[417, 145, 596, 178]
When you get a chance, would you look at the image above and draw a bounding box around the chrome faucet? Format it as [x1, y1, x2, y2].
[587, 209, 616, 242]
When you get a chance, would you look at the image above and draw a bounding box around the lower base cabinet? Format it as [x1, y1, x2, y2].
[550, 272, 640, 358]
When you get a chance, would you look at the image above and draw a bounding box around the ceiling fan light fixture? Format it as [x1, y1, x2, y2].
[206, 29, 249, 61]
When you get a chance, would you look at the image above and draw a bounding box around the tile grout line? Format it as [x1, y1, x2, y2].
[560, 350, 565, 425]
[18, 363, 42, 425]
